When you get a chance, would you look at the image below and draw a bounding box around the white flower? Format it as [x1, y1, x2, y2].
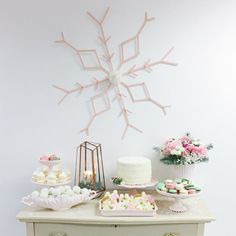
[171, 148, 182, 156]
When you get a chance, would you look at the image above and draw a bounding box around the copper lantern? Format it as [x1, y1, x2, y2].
[75, 141, 106, 196]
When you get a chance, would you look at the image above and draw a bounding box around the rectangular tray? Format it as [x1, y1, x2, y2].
[99, 202, 157, 217]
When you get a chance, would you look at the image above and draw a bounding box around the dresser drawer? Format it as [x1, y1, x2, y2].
[35, 223, 200, 236]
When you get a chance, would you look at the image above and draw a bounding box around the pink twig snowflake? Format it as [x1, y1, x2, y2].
[54, 7, 177, 139]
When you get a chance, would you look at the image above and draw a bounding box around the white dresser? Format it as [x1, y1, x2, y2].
[17, 191, 214, 236]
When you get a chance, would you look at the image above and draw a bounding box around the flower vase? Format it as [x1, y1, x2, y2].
[170, 164, 195, 180]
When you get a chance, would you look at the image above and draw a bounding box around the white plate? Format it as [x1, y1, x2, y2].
[99, 202, 157, 217]
[31, 179, 71, 187]
[115, 179, 158, 189]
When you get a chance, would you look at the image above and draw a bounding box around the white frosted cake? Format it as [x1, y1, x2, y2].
[117, 156, 152, 184]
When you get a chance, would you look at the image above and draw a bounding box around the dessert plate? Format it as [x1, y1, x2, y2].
[39, 159, 61, 166]
[22, 189, 96, 211]
[156, 188, 201, 212]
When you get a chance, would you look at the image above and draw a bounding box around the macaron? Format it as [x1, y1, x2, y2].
[180, 189, 188, 195]
[161, 187, 168, 192]
[185, 184, 195, 190]
[194, 186, 201, 192]
[165, 179, 173, 184]
[157, 182, 165, 190]
[174, 178, 182, 184]
[175, 184, 184, 191]
[168, 189, 177, 194]
[166, 182, 176, 189]
[181, 179, 190, 186]
[188, 189, 196, 194]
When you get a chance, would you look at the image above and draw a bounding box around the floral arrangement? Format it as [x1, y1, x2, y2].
[154, 133, 213, 165]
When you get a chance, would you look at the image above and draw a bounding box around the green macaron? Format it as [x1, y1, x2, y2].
[174, 178, 182, 184]
[168, 189, 177, 194]
[194, 186, 201, 192]
[185, 184, 195, 190]
[157, 182, 165, 190]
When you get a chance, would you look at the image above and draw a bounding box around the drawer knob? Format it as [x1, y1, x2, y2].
[49, 232, 67, 236]
[164, 233, 178, 236]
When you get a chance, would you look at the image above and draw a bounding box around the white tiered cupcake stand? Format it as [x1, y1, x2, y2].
[32, 159, 71, 187]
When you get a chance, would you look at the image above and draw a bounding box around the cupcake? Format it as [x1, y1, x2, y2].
[32, 170, 40, 182]
[52, 165, 61, 177]
[58, 172, 67, 183]
[64, 169, 72, 181]
[36, 171, 46, 183]
[42, 166, 49, 176]
[47, 173, 57, 184]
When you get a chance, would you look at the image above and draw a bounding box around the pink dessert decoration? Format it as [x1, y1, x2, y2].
[39, 154, 60, 161]
[40, 156, 49, 161]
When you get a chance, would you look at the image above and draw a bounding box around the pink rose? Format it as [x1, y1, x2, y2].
[162, 140, 183, 156]
[191, 145, 207, 156]
[180, 136, 191, 148]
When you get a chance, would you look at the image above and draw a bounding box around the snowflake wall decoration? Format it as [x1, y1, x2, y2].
[53, 7, 177, 139]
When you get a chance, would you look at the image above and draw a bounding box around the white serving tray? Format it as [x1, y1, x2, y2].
[99, 202, 158, 217]
[22, 190, 96, 211]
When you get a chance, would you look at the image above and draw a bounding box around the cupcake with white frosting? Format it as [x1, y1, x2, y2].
[47, 172, 57, 184]
[58, 172, 68, 183]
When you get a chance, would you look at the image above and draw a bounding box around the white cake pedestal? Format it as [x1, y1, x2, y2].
[112, 179, 158, 195]
[156, 189, 201, 212]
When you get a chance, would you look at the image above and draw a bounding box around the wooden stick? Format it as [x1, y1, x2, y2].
[53, 78, 109, 105]
[87, 7, 114, 71]
[114, 85, 142, 139]
[118, 12, 155, 70]
[123, 47, 177, 78]
[121, 82, 170, 115]
[55, 32, 109, 74]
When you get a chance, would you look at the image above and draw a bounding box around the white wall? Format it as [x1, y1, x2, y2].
[0, 0, 236, 235]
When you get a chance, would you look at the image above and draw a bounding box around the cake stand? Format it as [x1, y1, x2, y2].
[31, 180, 71, 187]
[156, 189, 201, 212]
[32, 159, 71, 187]
[112, 179, 158, 194]
[116, 179, 158, 189]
